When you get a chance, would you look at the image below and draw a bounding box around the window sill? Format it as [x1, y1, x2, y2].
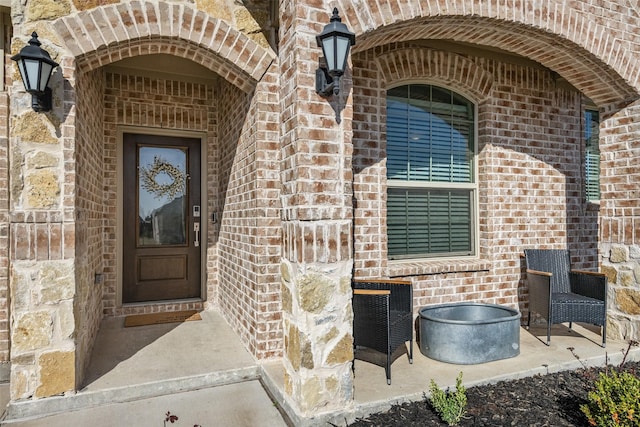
[388, 257, 491, 277]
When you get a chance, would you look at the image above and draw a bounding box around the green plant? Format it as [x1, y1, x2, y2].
[429, 372, 467, 426]
[580, 369, 640, 426]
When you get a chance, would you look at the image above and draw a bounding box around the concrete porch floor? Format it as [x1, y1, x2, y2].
[2, 308, 639, 426]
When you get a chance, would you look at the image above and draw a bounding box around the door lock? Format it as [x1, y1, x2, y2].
[194, 222, 200, 247]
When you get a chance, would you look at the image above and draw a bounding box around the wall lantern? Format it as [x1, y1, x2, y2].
[315, 8, 356, 98]
[11, 32, 59, 112]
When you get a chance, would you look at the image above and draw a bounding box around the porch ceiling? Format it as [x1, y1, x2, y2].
[354, 17, 639, 108]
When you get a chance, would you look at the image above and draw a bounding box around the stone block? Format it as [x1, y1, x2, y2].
[326, 333, 353, 365]
[57, 301, 76, 339]
[619, 268, 636, 287]
[301, 337, 314, 370]
[300, 376, 322, 412]
[10, 267, 32, 310]
[299, 274, 332, 314]
[27, 152, 59, 170]
[281, 282, 292, 314]
[39, 262, 75, 304]
[72, 0, 119, 11]
[25, 170, 59, 208]
[606, 314, 636, 342]
[610, 245, 629, 263]
[12, 311, 52, 353]
[196, 0, 233, 22]
[13, 112, 58, 144]
[602, 265, 618, 284]
[27, 0, 71, 21]
[36, 350, 75, 398]
[285, 322, 300, 371]
[615, 289, 640, 316]
[10, 369, 31, 400]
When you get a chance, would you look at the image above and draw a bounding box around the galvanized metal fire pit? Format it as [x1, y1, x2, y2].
[419, 303, 521, 364]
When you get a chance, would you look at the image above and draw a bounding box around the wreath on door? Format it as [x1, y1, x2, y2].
[139, 156, 186, 200]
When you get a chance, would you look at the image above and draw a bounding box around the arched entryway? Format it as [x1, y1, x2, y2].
[8, 1, 281, 402]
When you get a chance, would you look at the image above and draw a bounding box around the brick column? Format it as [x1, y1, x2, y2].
[278, 0, 355, 417]
[600, 100, 640, 341]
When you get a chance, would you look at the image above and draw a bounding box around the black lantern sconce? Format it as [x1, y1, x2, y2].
[315, 8, 356, 98]
[11, 32, 59, 112]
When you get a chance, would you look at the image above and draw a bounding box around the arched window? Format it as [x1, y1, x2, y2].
[386, 84, 476, 259]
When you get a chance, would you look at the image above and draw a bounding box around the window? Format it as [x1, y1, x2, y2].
[386, 84, 476, 259]
[584, 109, 600, 201]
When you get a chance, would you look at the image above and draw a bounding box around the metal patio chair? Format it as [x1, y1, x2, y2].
[352, 279, 413, 385]
[524, 249, 607, 347]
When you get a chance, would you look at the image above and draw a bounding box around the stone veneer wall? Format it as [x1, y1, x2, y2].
[102, 71, 216, 316]
[352, 44, 597, 317]
[9, 42, 79, 398]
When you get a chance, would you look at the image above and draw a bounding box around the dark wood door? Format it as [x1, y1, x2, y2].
[123, 133, 201, 303]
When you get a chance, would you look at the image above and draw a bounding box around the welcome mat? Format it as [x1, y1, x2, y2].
[124, 310, 202, 327]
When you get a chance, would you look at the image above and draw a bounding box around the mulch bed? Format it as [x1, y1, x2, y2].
[347, 360, 640, 426]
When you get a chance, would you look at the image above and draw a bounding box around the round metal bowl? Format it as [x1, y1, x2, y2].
[419, 303, 521, 364]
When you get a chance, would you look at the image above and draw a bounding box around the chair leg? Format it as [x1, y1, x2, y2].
[386, 349, 391, 385]
[568, 321, 573, 332]
[602, 322, 607, 348]
[546, 321, 551, 346]
[409, 340, 413, 364]
[527, 311, 531, 329]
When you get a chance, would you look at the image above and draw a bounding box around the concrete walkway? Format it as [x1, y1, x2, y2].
[2, 381, 288, 427]
[1, 310, 289, 426]
[1, 309, 638, 426]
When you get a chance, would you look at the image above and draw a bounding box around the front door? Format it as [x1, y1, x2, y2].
[123, 133, 201, 303]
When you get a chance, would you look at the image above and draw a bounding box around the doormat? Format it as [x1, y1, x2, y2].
[124, 310, 201, 327]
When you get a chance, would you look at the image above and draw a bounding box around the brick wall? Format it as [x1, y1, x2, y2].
[73, 68, 105, 384]
[600, 101, 640, 340]
[0, 14, 11, 364]
[217, 64, 283, 359]
[102, 71, 215, 316]
[352, 44, 600, 317]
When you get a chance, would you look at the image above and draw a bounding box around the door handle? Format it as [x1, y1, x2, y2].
[194, 222, 200, 247]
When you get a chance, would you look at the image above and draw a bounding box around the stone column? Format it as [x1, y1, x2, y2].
[278, 0, 355, 417]
[9, 25, 78, 398]
[600, 101, 640, 341]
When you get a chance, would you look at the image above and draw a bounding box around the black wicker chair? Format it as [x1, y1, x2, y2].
[352, 279, 413, 385]
[524, 249, 607, 347]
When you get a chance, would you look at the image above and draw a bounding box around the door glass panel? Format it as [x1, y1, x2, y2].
[138, 146, 187, 246]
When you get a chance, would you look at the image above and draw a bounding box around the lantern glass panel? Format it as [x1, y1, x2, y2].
[322, 37, 336, 71]
[38, 62, 53, 92]
[336, 36, 351, 72]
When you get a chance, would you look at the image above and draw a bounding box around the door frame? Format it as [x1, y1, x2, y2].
[116, 126, 208, 307]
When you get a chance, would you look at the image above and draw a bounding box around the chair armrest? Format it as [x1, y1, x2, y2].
[569, 271, 607, 301]
[353, 289, 390, 296]
[526, 269, 552, 277]
[353, 279, 412, 286]
[571, 269, 606, 277]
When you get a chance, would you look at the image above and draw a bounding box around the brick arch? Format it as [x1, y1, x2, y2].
[51, 1, 275, 92]
[339, 0, 639, 106]
[375, 48, 493, 102]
